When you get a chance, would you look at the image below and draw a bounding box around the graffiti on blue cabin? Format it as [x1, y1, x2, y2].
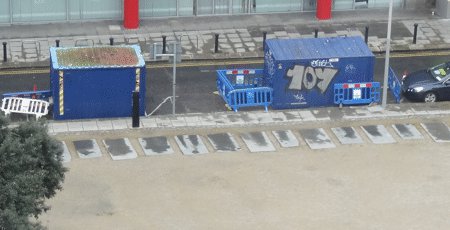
[285, 59, 339, 94]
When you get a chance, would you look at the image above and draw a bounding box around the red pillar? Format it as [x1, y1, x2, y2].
[124, 0, 139, 29]
[316, 0, 332, 20]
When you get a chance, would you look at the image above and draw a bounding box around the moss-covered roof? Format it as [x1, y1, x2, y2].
[54, 46, 140, 68]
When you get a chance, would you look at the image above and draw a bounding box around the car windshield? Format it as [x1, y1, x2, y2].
[429, 62, 450, 81]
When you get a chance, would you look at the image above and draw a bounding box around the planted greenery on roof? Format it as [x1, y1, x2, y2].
[56, 46, 139, 67]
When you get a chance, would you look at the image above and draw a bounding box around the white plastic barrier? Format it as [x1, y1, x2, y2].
[1, 97, 49, 120]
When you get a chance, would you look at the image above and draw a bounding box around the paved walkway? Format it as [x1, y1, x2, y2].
[1, 9, 450, 69]
[47, 102, 450, 135]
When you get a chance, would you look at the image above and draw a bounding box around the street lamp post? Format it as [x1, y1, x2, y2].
[153, 42, 179, 115]
[382, 0, 394, 108]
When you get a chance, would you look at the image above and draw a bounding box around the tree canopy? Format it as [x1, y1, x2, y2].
[0, 115, 66, 230]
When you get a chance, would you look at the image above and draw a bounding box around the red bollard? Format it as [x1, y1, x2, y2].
[124, 0, 139, 29]
[316, 0, 332, 20]
[32, 84, 37, 99]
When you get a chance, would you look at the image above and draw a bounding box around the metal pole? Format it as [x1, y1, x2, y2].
[132, 91, 140, 128]
[382, 0, 393, 108]
[172, 42, 177, 115]
[413, 23, 418, 44]
[162, 35, 167, 54]
[364, 26, 369, 44]
[2, 42, 7, 62]
[262, 31, 267, 51]
[214, 33, 219, 53]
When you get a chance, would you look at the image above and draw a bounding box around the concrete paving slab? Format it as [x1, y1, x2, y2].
[175, 135, 208, 155]
[361, 125, 397, 144]
[420, 122, 450, 142]
[272, 130, 299, 148]
[111, 119, 128, 130]
[103, 138, 138, 160]
[96, 120, 113, 130]
[299, 110, 316, 121]
[392, 124, 423, 140]
[59, 141, 71, 163]
[331, 127, 364, 145]
[139, 136, 174, 156]
[207, 133, 240, 152]
[299, 128, 336, 149]
[81, 120, 98, 131]
[240, 131, 276, 153]
[73, 139, 102, 159]
[141, 118, 157, 128]
[52, 122, 68, 133]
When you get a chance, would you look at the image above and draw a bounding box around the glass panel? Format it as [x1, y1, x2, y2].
[197, 0, 213, 15]
[303, 0, 316, 11]
[69, 0, 121, 20]
[179, 0, 194, 16]
[215, 0, 230, 14]
[232, 0, 249, 14]
[12, 0, 66, 22]
[333, 0, 353, 10]
[140, 0, 177, 17]
[368, 0, 403, 8]
[0, 1, 10, 23]
[253, 0, 301, 13]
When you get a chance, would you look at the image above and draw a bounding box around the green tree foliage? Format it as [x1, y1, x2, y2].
[0, 116, 66, 230]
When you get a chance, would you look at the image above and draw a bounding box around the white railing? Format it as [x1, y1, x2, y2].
[1, 97, 49, 120]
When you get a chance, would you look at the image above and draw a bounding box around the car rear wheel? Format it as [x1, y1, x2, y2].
[424, 92, 437, 103]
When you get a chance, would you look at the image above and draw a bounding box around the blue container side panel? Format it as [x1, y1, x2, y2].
[51, 67, 146, 120]
[264, 38, 375, 109]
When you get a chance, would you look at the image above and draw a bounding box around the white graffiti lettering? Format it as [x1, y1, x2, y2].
[310, 59, 334, 68]
[286, 65, 339, 93]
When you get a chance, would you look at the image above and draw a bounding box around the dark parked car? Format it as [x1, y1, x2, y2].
[402, 62, 450, 102]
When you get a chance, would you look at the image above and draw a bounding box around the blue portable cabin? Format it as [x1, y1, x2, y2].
[50, 45, 146, 120]
[264, 36, 375, 109]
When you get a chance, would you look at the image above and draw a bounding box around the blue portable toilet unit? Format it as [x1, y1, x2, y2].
[50, 45, 146, 120]
[264, 36, 375, 109]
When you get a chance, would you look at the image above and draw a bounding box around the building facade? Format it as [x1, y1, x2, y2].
[0, 0, 414, 25]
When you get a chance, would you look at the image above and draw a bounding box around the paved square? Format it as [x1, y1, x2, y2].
[331, 127, 364, 145]
[73, 139, 102, 159]
[139, 136, 174, 155]
[361, 125, 396, 144]
[272, 130, 299, 148]
[421, 122, 450, 142]
[299, 128, 336, 149]
[240, 131, 276, 152]
[103, 138, 138, 160]
[59, 141, 71, 163]
[175, 135, 208, 155]
[392, 124, 423, 140]
[207, 133, 240, 152]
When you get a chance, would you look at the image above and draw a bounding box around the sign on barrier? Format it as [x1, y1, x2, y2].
[2, 90, 52, 101]
[217, 69, 273, 112]
[334, 82, 380, 106]
[388, 67, 402, 103]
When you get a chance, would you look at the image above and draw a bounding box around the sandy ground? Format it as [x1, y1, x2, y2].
[39, 130, 450, 230]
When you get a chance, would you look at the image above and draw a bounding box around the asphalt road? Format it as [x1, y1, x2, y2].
[0, 52, 449, 117]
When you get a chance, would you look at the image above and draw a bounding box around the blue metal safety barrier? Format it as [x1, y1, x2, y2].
[2, 90, 52, 101]
[388, 67, 402, 103]
[217, 69, 273, 112]
[334, 82, 381, 106]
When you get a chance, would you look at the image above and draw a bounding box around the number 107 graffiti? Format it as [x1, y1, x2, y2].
[286, 65, 338, 94]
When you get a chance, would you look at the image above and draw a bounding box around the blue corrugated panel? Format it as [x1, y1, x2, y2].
[50, 45, 146, 120]
[264, 36, 375, 109]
